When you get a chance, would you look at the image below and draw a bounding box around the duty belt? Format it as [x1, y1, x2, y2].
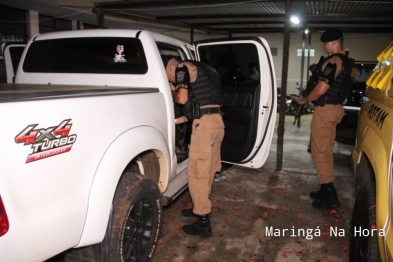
[200, 107, 221, 116]
[313, 97, 340, 107]
[325, 99, 340, 105]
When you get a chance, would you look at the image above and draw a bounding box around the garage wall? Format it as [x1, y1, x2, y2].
[161, 30, 393, 94]
[162, 29, 393, 94]
[234, 32, 393, 94]
[1, 1, 392, 93]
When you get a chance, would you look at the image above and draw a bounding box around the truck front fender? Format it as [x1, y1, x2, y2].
[76, 126, 171, 247]
[355, 126, 390, 253]
[355, 126, 388, 188]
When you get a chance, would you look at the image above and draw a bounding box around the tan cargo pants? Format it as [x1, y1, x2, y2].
[188, 113, 225, 215]
[310, 104, 344, 184]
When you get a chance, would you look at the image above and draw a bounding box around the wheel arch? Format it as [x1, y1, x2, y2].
[355, 153, 375, 193]
[350, 162, 380, 262]
[355, 128, 390, 261]
[76, 126, 171, 247]
[354, 127, 389, 195]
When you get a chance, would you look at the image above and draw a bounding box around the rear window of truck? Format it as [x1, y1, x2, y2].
[23, 37, 147, 74]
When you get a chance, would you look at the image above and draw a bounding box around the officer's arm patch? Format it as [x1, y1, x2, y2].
[319, 62, 337, 86]
[175, 65, 190, 90]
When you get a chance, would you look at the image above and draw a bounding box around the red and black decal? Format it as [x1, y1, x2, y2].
[15, 119, 77, 163]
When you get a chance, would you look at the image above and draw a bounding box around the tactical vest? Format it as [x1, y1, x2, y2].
[323, 53, 353, 103]
[184, 60, 223, 106]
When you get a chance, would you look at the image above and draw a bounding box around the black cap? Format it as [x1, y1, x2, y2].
[162, 55, 175, 69]
[320, 29, 343, 43]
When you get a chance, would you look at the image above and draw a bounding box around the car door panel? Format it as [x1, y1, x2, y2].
[195, 37, 277, 168]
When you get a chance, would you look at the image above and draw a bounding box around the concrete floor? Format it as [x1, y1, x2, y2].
[153, 113, 355, 262]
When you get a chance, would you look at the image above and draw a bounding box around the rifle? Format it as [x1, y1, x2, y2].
[293, 55, 325, 126]
[293, 93, 304, 126]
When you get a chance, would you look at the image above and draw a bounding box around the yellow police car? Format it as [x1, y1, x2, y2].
[350, 41, 393, 262]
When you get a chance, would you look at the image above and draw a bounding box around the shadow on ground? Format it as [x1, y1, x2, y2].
[153, 114, 355, 262]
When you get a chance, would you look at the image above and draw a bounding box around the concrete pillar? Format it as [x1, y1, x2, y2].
[78, 21, 84, 30]
[72, 20, 77, 30]
[28, 10, 39, 39]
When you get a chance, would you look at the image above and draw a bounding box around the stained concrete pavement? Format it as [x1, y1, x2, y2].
[153, 113, 355, 262]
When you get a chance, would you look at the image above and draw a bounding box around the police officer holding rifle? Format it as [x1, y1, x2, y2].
[298, 29, 353, 210]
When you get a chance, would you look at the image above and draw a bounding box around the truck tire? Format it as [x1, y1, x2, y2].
[109, 172, 162, 262]
[349, 180, 379, 262]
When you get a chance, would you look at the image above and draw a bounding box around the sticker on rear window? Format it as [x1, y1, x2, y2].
[114, 45, 126, 63]
[15, 119, 77, 163]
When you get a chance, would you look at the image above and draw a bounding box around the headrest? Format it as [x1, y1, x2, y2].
[162, 55, 175, 69]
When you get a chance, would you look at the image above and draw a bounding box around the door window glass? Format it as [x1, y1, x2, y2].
[198, 43, 260, 88]
[9, 46, 24, 74]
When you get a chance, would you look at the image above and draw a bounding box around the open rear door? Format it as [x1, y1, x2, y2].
[2, 43, 26, 83]
[194, 37, 277, 168]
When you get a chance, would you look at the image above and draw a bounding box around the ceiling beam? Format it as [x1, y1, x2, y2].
[99, 9, 219, 34]
[96, 0, 273, 9]
[195, 20, 393, 27]
[158, 14, 286, 20]
[195, 21, 284, 26]
[227, 27, 393, 34]
[198, 21, 393, 28]
[98, 7, 275, 33]
[92, 0, 393, 35]
[156, 13, 393, 21]
[95, 0, 390, 9]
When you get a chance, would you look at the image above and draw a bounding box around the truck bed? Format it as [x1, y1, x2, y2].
[0, 83, 159, 103]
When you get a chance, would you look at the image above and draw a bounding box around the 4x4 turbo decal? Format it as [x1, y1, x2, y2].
[15, 119, 77, 163]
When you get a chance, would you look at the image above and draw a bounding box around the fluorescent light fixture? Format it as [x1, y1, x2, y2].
[291, 15, 300, 24]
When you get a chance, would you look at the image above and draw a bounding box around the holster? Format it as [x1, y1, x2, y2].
[183, 100, 201, 120]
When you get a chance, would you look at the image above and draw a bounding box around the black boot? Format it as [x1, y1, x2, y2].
[307, 144, 311, 153]
[181, 207, 197, 217]
[182, 214, 212, 238]
[312, 182, 340, 209]
[310, 186, 323, 200]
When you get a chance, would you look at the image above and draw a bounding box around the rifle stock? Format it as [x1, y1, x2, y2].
[293, 104, 304, 125]
[293, 55, 324, 126]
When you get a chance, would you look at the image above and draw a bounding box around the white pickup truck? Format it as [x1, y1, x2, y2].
[0, 29, 277, 262]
